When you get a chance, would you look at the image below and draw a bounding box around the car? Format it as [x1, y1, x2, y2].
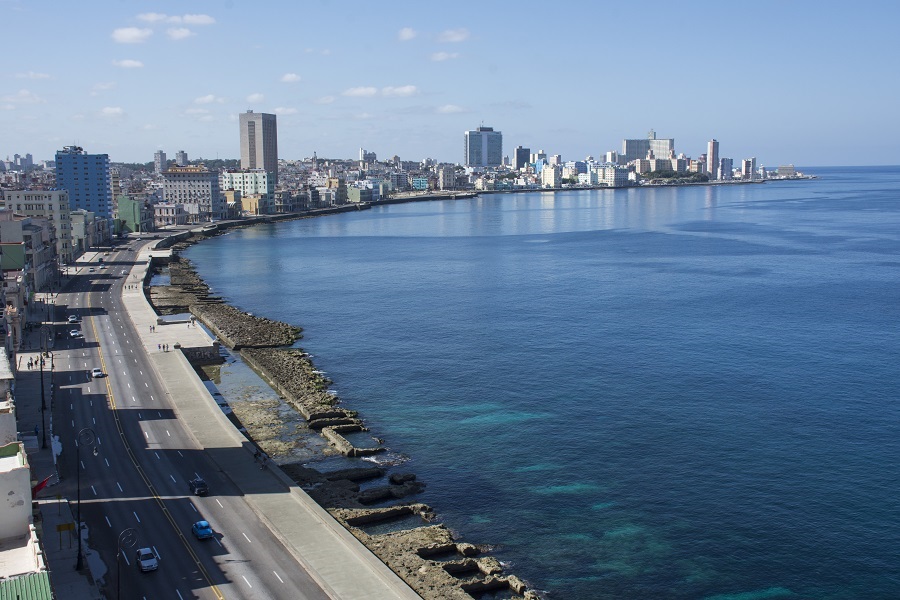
[69, 330, 83, 338]
[88, 267, 95, 272]
[135, 547, 158, 572]
[90, 368, 104, 378]
[188, 477, 209, 496]
[191, 520, 214, 540]
[67, 315, 80, 324]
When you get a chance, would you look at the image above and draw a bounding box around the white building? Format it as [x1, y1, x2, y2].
[162, 165, 224, 222]
[464, 126, 503, 167]
[220, 170, 275, 214]
[1, 189, 73, 263]
[154, 150, 167, 174]
[541, 164, 561, 188]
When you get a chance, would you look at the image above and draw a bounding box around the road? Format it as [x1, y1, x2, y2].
[52, 242, 331, 600]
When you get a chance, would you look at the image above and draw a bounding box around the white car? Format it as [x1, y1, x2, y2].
[67, 315, 80, 324]
[90, 368, 104, 378]
[136, 547, 158, 572]
[69, 330, 83, 339]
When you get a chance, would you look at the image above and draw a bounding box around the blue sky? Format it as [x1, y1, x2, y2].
[2, 0, 898, 166]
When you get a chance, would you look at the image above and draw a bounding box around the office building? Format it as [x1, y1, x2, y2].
[707, 140, 719, 180]
[359, 148, 377, 163]
[175, 150, 188, 166]
[621, 130, 675, 164]
[720, 158, 734, 180]
[54, 146, 112, 219]
[239, 111, 279, 186]
[154, 150, 167, 174]
[464, 126, 502, 167]
[513, 146, 530, 170]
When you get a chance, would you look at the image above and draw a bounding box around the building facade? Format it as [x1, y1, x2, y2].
[464, 126, 503, 167]
[239, 111, 279, 186]
[0, 189, 73, 264]
[54, 146, 113, 219]
[162, 165, 224, 222]
[175, 150, 188, 166]
[154, 150, 167, 174]
[707, 139, 719, 180]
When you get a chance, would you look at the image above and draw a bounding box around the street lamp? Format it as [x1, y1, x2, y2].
[116, 527, 137, 599]
[74, 427, 96, 571]
[39, 326, 52, 449]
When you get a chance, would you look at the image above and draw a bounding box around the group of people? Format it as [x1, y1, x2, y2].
[25, 357, 45, 370]
[157, 343, 171, 352]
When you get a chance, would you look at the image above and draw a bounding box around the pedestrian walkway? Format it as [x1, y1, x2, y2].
[122, 241, 422, 599]
[14, 286, 103, 599]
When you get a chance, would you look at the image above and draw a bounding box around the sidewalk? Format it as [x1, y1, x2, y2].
[15, 289, 103, 599]
[123, 242, 422, 599]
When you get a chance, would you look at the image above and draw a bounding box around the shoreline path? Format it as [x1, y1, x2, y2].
[118, 240, 422, 600]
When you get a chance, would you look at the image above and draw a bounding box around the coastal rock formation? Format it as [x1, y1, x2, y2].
[193, 304, 301, 349]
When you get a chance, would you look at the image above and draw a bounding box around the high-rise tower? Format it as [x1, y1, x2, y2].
[239, 110, 279, 186]
[54, 146, 112, 218]
[707, 139, 719, 180]
[464, 126, 502, 167]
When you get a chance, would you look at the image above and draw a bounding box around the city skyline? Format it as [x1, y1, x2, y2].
[2, 1, 899, 166]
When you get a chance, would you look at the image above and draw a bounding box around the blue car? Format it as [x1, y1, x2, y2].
[191, 520, 214, 540]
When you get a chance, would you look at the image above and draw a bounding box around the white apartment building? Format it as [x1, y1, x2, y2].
[162, 165, 224, 223]
[0, 189, 73, 263]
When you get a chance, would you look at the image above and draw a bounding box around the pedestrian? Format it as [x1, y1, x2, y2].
[253, 449, 261, 462]
[260, 455, 268, 470]
[158, 344, 161, 351]
[34, 425, 38, 437]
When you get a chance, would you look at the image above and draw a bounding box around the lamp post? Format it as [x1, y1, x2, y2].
[39, 325, 51, 449]
[74, 427, 96, 571]
[116, 527, 137, 599]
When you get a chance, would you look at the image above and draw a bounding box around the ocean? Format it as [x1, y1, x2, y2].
[184, 166, 900, 599]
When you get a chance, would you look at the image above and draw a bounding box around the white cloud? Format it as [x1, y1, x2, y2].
[342, 86, 378, 97]
[137, 12, 168, 23]
[315, 96, 335, 105]
[142, 123, 158, 130]
[0, 104, 14, 111]
[112, 27, 152, 44]
[185, 108, 210, 115]
[431, 52, 459, 61]
[382, 85, 418, 97]
[398, 27, 416, 41]
[15, 71, 50, 80]
[274, 107, 298, 115]
[183, 14, 216, 25]
[246, 93, 265, 103]
[437, 28, 469, 43]
[100, 106, 124, 117]
[198, 115, 215, 122]
[354, 112, 373, 120]
[0, 89, 44, 105]
[436, 104, 464, 114]
[280, 73, 301, 83]
[167, 27, 194, 40]
[194, 94, 224, 104]
[112, 59, 143, 68]
[137, 13, 215, 25]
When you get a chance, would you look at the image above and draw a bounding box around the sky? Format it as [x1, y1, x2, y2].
[2, 0, 899, 167]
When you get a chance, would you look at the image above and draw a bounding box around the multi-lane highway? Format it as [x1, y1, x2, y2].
[52, 241, 331, 599]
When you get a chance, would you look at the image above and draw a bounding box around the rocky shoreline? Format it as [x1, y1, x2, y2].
[148, 229, 541, 600]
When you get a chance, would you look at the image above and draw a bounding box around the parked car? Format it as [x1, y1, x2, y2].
[90, 368, 104, 378]
[191, 520, 214, 540]
[136, 547, 158, 572]
[188, 477, 209, 496]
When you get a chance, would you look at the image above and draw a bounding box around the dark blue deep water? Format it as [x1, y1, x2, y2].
[185, 167, 900, 599]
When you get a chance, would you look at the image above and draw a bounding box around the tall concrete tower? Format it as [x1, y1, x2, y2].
[239, 110, 279, 186]
[707, 139, 719, 180]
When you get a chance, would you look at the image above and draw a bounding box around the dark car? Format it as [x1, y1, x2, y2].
[188, 478, 208, 496]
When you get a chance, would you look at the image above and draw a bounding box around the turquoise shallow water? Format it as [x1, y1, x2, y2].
[185, 167, 900, 599]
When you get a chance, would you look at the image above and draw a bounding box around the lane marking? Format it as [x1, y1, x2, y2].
[242, 532, 251, 543]
[105, 459, 110, 467]
[169, 475, 176, 483]
[273, 571, 284, 584]
[105, 516, 111, 527]
[133, 511, 141, 523]
[117, 482, 123, 492]
[216, 499, 223, 508]
[242, 576, 252, 588]
[189, 503, 197, 513]
[91, 485, 97, 496]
